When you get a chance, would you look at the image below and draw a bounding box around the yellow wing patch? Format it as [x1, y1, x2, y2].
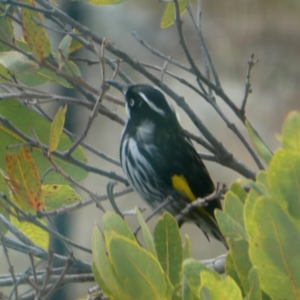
[171, 174, 196, 202]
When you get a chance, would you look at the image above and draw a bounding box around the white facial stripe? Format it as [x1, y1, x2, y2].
[138, 92, 165, 116]
[152, 87, 174, 113]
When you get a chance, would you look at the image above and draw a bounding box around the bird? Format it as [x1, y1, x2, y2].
[107, 81, 226, 246]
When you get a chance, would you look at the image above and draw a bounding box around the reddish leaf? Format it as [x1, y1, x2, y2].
[5, 147, 44, 212]
[21, 0, 51, 61]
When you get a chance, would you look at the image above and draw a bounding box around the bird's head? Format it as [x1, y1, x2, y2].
[106, 81, 176, 125]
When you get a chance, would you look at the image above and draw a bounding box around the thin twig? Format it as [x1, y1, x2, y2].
[176, 183, 226, 221]
[132, 31, 192, 73]
[0, 235, 91, 273]
[0, 233, 18, 300]
[31, 0, 256, 178]
[106, 182, 123, 217]
[240, 53, 258, 115]
[133, 197, 173, 236]
[30, 128, 105, 212]
[43, 257, 72, 299]
[38, 187, 132, 217]
[0, 193, 92, 253]
[0, 115, 127, 183]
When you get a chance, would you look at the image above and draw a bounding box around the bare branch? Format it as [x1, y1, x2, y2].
[241, 53, 258, 115]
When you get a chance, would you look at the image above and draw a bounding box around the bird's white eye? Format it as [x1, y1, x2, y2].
[129, 99, 135, 107]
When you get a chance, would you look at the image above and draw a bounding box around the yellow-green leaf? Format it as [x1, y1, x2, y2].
[246, 267, 262, 300]
[0, 8, 14, 52]
[182, 258, 220, 299]
[103, 211, 136, 242]
[224, 191, 245, 230]
[248, 197, 300, 300]
[154, 212, 183, 287]
[216, 210, 251, 294]
[200, 271, 243, 300]
[107, 231, 167, 300]
[21, 0, 51, 61]
[135, 207, 157, 257]
[268, 150, 300, 220]
[225, 250, 243, 295]
[92, 261, 114, 298]
[48, 105, 67, 154]
[92, 226, 128, 299]
[69, 30, 83, 53]
[42, 184, 81, 210]
[183, 234, 192, 259]
[160, 0, 187, 29]
[0, 99, 88, 187]
[282, 111, 300, 152]
[11, 216, 49, 251]
[229, 182, 247, 204]
[246, 120, 273, 165]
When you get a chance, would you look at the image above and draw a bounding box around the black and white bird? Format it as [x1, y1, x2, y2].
[107, 81, 226, 246]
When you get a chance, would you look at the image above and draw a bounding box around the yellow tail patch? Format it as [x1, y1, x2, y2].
[171, 174, 196, 202]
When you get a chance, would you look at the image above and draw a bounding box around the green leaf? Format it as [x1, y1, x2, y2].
[282, 111, 300, 152]
[246, 267, 261, 300]
[182, 258, 220, 299]
[11, 216, 49, 251]
[248, 197, 300, 300]
[183, 234, 192, 259]
[154, 212, 183, 287]
[256, 171, 270, 195]
[182, 276, 198, 300]
[246, 120, 273, 165]
[35, 61, 81, 88]
[21, 0, 51, 61]
[224, 191, 245, 230]
[0, 99, 88, 186]
[268, 149, 300, 220]
[48, 105, 67, 154]
[225, 251, 243, 295]
[199, 286, 212, 300]
[229, 182, 247, 204]
[58, 35, 72, 69]
[0, 51, 39, 74]
[103, 211, 136, 242]
[200, 271, 243, 300]
[107, 231, 167, 300]
[92, 226, 128, 299]
[215, 210, 247, 240]
[216, 211, 251, 294]
[242, 179, 267, 196]
[244, 186, 260, 237]
[0, 64, 12, 83]
[0, 8, 14, 52]
[160, 0, 187, 29]
[92, 261, 114, 298]
[42, 184, 82, 210]
[15, 39, 81, 87]
[69, 30, 83, 53]
[135, 207, 157, 257]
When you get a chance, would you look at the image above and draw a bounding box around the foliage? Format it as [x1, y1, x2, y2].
[0, 0, 298, 299]
[92, 112, 300, 300]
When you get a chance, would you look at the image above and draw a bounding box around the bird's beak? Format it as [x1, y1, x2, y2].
[106, 80, 127, 94]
